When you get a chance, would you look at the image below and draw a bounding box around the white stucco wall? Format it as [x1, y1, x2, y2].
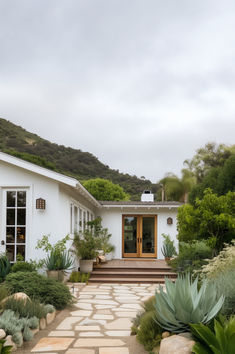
[0, 160, 95, 262]
[99, 207, 178, 259]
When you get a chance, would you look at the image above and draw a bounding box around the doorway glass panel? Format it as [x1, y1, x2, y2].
[142, 217, 155, 254]
[124, 216, 137, 254]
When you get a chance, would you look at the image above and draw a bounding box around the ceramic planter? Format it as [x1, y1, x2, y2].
[80, 259, 93, 273]
[46, 270, 59, 281]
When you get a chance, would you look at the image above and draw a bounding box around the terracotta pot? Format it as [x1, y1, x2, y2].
[80, 260, 93, 273]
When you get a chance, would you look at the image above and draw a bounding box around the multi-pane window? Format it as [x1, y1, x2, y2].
[70, 203, 94, 234]
[6, 191, 27, 262]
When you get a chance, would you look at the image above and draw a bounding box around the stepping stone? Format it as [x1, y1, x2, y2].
[95, 295, 112, 299]
[57, 317, 83, 330]
[104, 318, 132, 330]
[96, 309, 112, 315]
[79, 332, 104, 337]
[75, 303, 93, 310]
[79, 318, 107, 326]
[95, 305, 117, 309]
[49, 331, 74, 337]
[70, 310, 92, 316]
[112, 308, 139, 312]
[120, 304, 142, 310]
[80, 300, 118, 305]
[99, 348, 129, 354]
[32, 337, 74, 352]
[75, 325, 100, 331]
[78, 295, 93, 299]
[93, 314, 114, 320]
[105, 331, 131, 337]
[66, 350, 95, 354]
[74, 339, 125, 347]
[116, 312, 137, 318]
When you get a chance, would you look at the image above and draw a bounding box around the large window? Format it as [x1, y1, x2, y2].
[5, 190, 27, 262]
[70, 203, 94, 234]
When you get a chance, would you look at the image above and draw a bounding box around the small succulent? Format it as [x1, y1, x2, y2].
[154, 274, 224, 333]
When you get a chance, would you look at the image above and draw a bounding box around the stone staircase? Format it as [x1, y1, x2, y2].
[89, 259, 177, 284]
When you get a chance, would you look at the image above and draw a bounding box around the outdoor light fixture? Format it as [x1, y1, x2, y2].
[36, 198, 46, 210]
[167, 217, 173, 225]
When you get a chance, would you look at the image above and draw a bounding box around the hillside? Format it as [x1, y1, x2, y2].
[0, 118, 156, 200]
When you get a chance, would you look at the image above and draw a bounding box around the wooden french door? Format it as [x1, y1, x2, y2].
[122, 215, 157, 258]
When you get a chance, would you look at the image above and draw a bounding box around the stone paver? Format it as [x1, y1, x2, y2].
[27, 282, 161, 354]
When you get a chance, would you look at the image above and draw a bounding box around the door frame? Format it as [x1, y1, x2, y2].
[122, 214, 157, 258]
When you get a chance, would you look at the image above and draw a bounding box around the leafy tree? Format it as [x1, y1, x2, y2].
[177, 189, 235, 251]
[83, 178, 130, 201]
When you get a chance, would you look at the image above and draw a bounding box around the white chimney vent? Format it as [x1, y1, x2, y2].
[141, 190, 154, 202]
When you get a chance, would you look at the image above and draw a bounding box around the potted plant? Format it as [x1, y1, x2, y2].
[161, 233, 177, 260]
[98, 228, 115, 261]
[36, 234, 74, 281]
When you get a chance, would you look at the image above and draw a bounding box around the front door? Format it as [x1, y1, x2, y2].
[122, 215, 157, 258]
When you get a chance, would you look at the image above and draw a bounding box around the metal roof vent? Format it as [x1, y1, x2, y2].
[141, 190, 154, 202]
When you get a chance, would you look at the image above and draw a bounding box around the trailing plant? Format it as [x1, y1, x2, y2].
[0, 339, 12, 353]
[3, 297, 47, 319]
[5, 271, 72, 310]
[0, 254, 11, 282]
[191, 315, 235, 354]
[154, 275, 224, 333]
[161, 234, 177, 258]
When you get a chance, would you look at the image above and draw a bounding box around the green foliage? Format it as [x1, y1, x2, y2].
[69, 271, 90, 283]
[0, 285, 9, 303]
[154, 275, 224, 333]
[83, 178, 130, 201]
[36, 234, 74, 271]
[177, 189, 235, 251]
[191, 316, 235, 354]
[0, 339, 12, 353]
[169, 241, 213, 274]
[161, 234, 177, 258]
[11, 261, 36, 273]
[0, 118, 153, 200]
[11, 332, 23, 347]
[44, 304, 55, 314]
[3, 297, 46, 319]
[22, 326, 33, 342]
[133, 296, 163, 352]
[5, 271, 72, 310]
[0, 254, 11, 282]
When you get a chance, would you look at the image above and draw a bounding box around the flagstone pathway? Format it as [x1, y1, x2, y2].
[21, 283, 160, 354]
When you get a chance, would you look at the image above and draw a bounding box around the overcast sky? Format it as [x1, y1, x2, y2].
[0, 1, 235, 182]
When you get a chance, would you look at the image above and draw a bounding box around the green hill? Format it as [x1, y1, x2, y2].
[0, 118, 156, 200]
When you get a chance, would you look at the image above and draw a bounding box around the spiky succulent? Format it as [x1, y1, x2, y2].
[154, 275, 224, 333]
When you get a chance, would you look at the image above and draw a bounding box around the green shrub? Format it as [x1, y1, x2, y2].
[0, 338, 13, 353]
[0, 255, 11, 282]
[5, 271, 72, 310]
[12, 332, 23, 347]
[154, 275, 224, 333]
[22, 326, 33, 342]
[11, 261, 36, 273]
[191, 315, 235, 354]
[209, 269, 235, 316]
[44, 304, 55, 314]
[169, 241, 213, 274]
[161, 234, 177, 258]
[200, 240, 235, 279]
[3, 297, 47, 319]
[133, 296, 163, 352]
[0, 285, 9, 303]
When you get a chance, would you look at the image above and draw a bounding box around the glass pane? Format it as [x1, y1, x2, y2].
[17, 245, 25, 260]
[74, 206, 78, 232]
[6, 245, 15, 262]
[17, 191, 26, 207]
[17, 227, 26, 243]
[7, 191, 16, 207]
[17, 209, 26, 225]
[142, 217, 155, 254]
[124, 216, 137, 254]
[7, 209, 15, 225]
[79, 208, 82, 230]
[6, 227, 15, 243]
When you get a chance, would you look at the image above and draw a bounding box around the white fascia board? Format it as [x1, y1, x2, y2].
[0, 152, 101, 208]
[101, 204, 180, 209]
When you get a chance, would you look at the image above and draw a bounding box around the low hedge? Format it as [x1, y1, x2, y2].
[5, 272, 73, 310]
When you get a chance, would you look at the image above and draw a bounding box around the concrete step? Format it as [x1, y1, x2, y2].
[91, 270, 177, 278]
[89, 276, 176, 284]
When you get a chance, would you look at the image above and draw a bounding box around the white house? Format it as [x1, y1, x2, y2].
[0, 152, 180, 262]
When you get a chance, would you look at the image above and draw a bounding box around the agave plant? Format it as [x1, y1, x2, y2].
[154, 275, 224, 333]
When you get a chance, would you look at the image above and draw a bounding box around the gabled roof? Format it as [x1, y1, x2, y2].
[0, 151, 101, 208]
[99, 200, 182, 208]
